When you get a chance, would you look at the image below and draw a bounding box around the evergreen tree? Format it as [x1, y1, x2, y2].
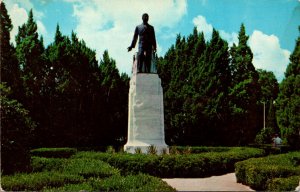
[276, 27, 300, 149]
[99, 50, 129, 145]
[229, 24, 260, 145]
[0, 1, 22, 99]
[0, 83, 36, 174]
[187, 29, 231, 145]
[257, 69, 279, 131]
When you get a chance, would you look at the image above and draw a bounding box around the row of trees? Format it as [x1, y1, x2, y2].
[157, 25, 299, 147]
[1, 3, 129, 174]
[1, 2, 299, 174]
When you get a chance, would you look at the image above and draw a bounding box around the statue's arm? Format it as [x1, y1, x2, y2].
[130, 26, 138, 48]
[152, 27, 157, 51]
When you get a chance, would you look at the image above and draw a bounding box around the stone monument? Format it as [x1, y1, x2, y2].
[124, 53, 168, 154]
[125, 13, 168, 154]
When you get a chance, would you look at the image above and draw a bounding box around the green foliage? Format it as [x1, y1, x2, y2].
[106, 146, 116, 154]
[228, 24, 260, 145]
[0, 83, 36, 174]
[147, 145, 158, 155]
[97, 174, 175, 192]
[74, 147, 263, 178]
[135, 147, 143, 154]
[64, 158, 120, 178]
[235, 152, 300, 190]
[1, 172, 84, 191]
[31, 148, 77, 158]
[276, 28, 300, 149]
[254, 127, 275, 145]
[175, 146, 231, 153]
[0, 2, 22, 97]
[31, 156, 120, 179]
[46, 174, 175, 192]
[31, 157, 66, 172]
[266, 175, 300, 191]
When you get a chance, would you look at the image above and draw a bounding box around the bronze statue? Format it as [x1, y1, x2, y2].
[128, 13, 157, 73]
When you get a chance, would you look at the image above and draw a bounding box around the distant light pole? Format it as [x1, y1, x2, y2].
[263, 101, 266, 131]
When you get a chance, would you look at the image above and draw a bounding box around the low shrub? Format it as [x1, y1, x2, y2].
[31, 148, 77, 158]
[175, 146, 231, 154]
[235, 151, 300, 190]
[31, 157, 66, 172]
[1, 171, 84, 191]
[64, 158, 120, 178]
[73, 147, 263, 178]
[31, 156, 119, 178]
[267, 175, 300, 191]
[45, 174, 175, 192]
[98, 174, 175, 192]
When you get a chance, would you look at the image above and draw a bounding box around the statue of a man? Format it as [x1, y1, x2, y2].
[128, 13, 157, 73]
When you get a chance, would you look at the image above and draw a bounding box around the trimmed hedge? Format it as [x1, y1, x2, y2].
[174, 146, 231, 154]
[1, 171, 84, 191]
[31, 148, 77, 158]
[31, 156, 120, 178]
[267, 175, 300, 191]
[73, 147, 264, 178]
[64, 158, 120, 178]
[45, 174, 175, 192]
[31, 157, 66, 172]
[235, 151, 300, 190]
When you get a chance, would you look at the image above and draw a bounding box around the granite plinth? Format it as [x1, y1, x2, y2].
[124, 72, 168, 154]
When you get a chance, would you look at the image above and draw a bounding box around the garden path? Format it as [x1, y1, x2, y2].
[163, 172, 254, 191]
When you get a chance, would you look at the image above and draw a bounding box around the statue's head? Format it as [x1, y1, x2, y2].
[142, 13, 149, 23]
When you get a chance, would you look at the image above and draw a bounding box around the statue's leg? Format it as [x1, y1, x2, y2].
[145, 49, 152, 73]
[137, 52, 143, 73]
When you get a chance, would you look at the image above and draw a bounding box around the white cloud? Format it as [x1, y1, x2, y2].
[193, 15, 238, 46]
[37, 20, 47, 36]
[193, 15, 213, 40]
[249, 30, 290, 81]
[9, 4, 28, 42]
[65, 0, 187, 74]
[192, 15, 289, 81]
[5, 0, 47, 44]
[219, 30, 238, 47]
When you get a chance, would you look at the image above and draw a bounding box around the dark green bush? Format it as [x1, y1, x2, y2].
[31, 156, 120, 178]
[1, 171, 84, 191]
[31, 157, 66, 172]
[267, 175, 300, 191]
[175, 146, 231, 153]
[235, 152, 300, 190]
[45, 174, 175, 192]
[1, 84, 36, 175]
[30, 147, 77, 158]
[64, 158, 120, 178]
[73, 147, 263, 178]
[98, 174, 175, 192]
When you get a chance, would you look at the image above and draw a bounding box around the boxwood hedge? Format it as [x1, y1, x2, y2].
[31, 156, 120, 178]
[45, 174, 175, 192]
[73, 147, 264, 178]
[1, 172, 84, 191]
[31, 148, 77, 158]
[235, 151, 300, 191]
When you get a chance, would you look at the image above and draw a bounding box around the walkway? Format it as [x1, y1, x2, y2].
[163, 173, 254, 191]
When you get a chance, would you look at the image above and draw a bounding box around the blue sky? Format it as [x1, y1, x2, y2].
[3, 0, 300, 81]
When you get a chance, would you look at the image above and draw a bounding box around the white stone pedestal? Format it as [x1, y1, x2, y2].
[124, 71, 168, 154]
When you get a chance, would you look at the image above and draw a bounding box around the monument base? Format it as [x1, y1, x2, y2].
[124, 72, 168, 155]
[124, 141, 169, 154]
